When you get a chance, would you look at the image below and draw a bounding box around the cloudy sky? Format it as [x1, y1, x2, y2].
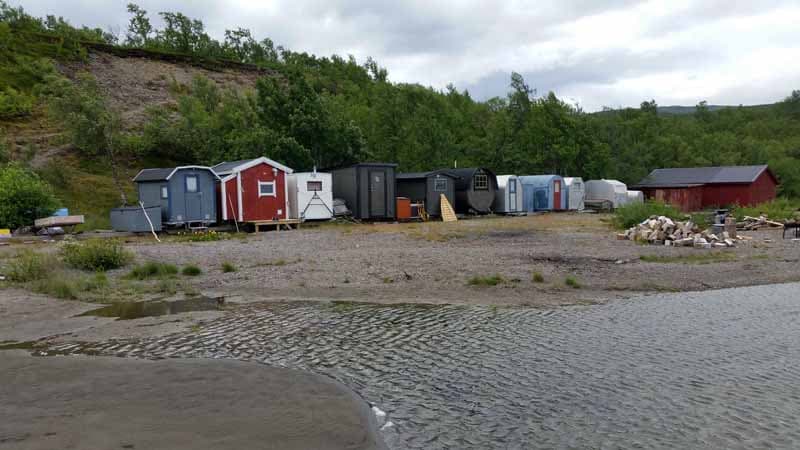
[14, 0, 800, 111]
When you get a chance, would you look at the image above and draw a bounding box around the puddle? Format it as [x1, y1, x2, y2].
[0, 340, 38, 351]
[78, 296, 224, 320]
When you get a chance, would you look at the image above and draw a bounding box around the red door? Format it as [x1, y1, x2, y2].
[553, 180, 562, 210]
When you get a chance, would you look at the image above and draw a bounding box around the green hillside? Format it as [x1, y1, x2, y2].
[1, 2, 799, 228]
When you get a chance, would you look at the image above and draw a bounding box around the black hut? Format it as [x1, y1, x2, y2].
[331, 163, 398, 220]
[442, 168, 498, 214]
[396, 171, 457, 217]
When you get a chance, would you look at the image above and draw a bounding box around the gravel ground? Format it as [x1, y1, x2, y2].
[119, 213, 800, 307]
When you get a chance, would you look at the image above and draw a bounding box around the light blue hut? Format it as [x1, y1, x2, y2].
[519, 175, 567, 212]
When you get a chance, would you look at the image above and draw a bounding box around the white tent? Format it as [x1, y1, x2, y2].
[494, 175, 524, 214]
[585, 179, 628, 209]
[563, 177, 585, 211]
[287, 171, 333, 221]
[627, 190, 644, 205]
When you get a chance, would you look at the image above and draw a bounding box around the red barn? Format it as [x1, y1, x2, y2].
[212, 157, 294, 223]
[631, 165, 778, 212]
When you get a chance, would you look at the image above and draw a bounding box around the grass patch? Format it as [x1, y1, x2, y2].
[173, 230, 228, 242]
[612, 201, 683, 230]
[4, 250, 53, 282]
[221, 262, 237, 273]
[532, 272, 545, 283]
[733, 198, 800, 222]
[639, 252, 736, 264]
[468, 274, 506, 286]
[127, 261, 179, 280]
[565, 276, 581, 289]
[252, 258, 301, 267]
[60, 239, 133, 271]
[181, 264, 202, 276]
[30, 271, 109, 300]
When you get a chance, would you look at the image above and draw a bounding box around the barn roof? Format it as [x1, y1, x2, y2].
[212, 157, 293, 177]
[133, 166, 220, 182]
[631, 165, 774, 189]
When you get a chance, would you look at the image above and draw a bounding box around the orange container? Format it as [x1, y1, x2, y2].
[396, 197, 411, 220]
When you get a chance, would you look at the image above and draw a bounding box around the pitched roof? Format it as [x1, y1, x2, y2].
[212, 157, 293, 177]
[396, 170, 456, 180]
[440, 168, 498, 190]
[133, 166, 220, 182]
[632, 165, 774, 188]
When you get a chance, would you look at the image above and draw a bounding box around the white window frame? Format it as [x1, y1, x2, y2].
[434, 177, 447, 192]
[258, 180, 276, 197]
[307, 180, 323, 192]
[160, 186, 169, 199]
[474, 174, 489, 191]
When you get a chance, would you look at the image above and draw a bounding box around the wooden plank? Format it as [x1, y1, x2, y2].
[440, 194, 458, 223]
[34, 215, 85, 228]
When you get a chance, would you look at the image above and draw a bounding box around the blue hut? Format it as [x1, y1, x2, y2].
[133, 166, 220, 227]
[519, 175, 567, 212]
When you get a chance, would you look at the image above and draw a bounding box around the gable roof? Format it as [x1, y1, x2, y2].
[440, 168, 498, 190]
[133, 166, 220, 182]
[212, 157, 293, 177]
[396, 170, 457, 180]
[632, 165, 775, 189]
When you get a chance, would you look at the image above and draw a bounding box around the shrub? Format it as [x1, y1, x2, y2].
[60, 239, 133, 271]
[0, 163, 58, 230]
[532, 272, 544, 283]
[733, 198, 800, 222]
[468, 274, 505, 286]
[0, 86, 34, 119]
[565, 276, 581, 289]
[182, 264, 202, 276]
[32, 276, 78, 299]
[128, 261, 178, 280]
[5, 250, 52, 282]
[221, 262, 237, 273]
[612, 201, 683, 230]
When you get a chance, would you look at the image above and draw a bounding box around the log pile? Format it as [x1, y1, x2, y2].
[619, 216, 745, 248]
[737, 215, 784, 231]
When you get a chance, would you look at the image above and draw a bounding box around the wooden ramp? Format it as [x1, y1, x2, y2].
[250, 219, 302, 232]
[440, 194, 458, 223]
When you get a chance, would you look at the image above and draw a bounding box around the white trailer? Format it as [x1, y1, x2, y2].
[563, 177, 585, 211]
[287, 171, 333, 221]
[585, 179, 629, 209]
[494, 175, 524, 214]
[627, 190, 644, 204]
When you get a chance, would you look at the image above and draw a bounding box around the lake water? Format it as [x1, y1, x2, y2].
[50, 284, 800, 449]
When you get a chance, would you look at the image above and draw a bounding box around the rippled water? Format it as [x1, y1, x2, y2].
[49, 284, 800, 449]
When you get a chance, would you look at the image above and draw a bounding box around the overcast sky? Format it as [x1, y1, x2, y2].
[14, 0, 800, 111]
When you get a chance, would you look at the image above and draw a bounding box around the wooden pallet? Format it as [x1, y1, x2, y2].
[440, 194, 458, 223]
[250, 219, 302, 232]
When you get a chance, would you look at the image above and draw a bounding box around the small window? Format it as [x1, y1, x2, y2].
[307, 181, 323, 191]
[434, 177, 447, 192]
[554, 181, 561, 193]
[474, 173, 489, 191]
[185, 175, 198, 193]
[509, 181, 516, 193]
[259, 181, 276, 197]
[161, 186, 169, 199]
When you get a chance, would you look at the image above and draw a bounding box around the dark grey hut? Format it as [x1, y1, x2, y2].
[442, 168, 498, 214]
[396, 171, 457, 217]
[331, 163, 397, 220]
[133, 166, 220, 226]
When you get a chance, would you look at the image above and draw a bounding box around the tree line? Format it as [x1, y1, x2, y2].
[2, 1, 800, 204]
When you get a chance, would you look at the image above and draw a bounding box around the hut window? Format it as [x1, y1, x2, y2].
[509, 181, 516, 193]
[186, 175, 198, 193]
[160, 186, 169, 199]
[307, 181, 323, 191]
[258, 181, 276, 197]
[474, 174, 489, 190]
[434, 178, 447, 192]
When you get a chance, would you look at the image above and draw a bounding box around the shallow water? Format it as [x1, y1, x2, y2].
[78, 296, 223, 320]
[54, 284, 800, 449]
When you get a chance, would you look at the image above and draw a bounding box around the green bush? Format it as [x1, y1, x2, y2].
[182, 264, 202, 276]
[612, 201, 684, 230]
[0, 164, 58, 229]
[0, 86, 34, 119]
[61, 239, 133, 271]
[468, 274, 505, 286]
[733, 198, 800, 222]
[5, 250, 52, 282]
[32, 276, 78, 299]
[565, 276, 581, 289]
[221, 262, 237, 273]
[128, 261, 178, 280]
[532, 272, 545, 283]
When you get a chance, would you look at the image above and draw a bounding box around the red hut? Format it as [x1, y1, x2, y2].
[631, 165, 778, 212]
[213, 157, 294, 226]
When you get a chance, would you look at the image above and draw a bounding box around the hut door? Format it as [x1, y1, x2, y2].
[553, 180, 562, 210]
[184, 175, 203, 221]
[369, 170, 386, 217]
[509, 179, 517, 211]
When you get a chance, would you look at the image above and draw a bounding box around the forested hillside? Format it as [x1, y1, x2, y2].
[1, 2, 799, 227]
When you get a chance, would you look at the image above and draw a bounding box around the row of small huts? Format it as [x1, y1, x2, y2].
[113, 157, 777, 231]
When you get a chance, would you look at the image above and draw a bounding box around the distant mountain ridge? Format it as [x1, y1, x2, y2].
[657, 104, 773, 115]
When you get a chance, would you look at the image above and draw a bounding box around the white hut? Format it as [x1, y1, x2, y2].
[563, 177, 585, 211]
[494, 175, 524, 214]
[287, 171, 333, 221]
[585, 179, 628, 209]
[627, 190, 644, 204]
